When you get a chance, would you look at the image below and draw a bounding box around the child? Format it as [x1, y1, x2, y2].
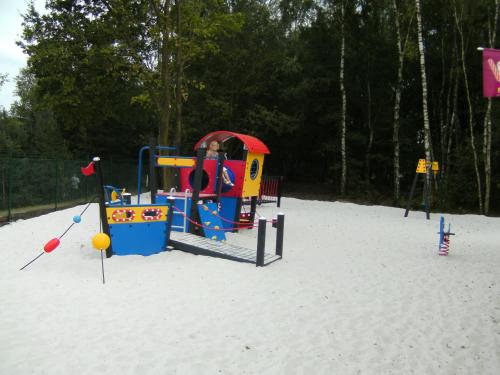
[206, 140, 233, 186]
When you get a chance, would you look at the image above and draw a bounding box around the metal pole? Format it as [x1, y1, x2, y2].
[404, 172, 419, 217]
[424, 169, 430, 220]
[149, 137, 158, 204]
[275, 213, 285, 257]
[256, 217, 266, 267]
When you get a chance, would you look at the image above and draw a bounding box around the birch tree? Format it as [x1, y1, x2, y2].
[483, 0, 499, 214]
[414, 0, 433, 185]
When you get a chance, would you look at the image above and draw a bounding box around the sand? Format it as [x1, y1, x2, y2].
[1, 197, 499, 374]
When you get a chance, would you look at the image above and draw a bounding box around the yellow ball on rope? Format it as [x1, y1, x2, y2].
[92, 233, 111, 251]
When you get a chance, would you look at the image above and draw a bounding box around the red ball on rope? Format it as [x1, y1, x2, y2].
[43, 238, 60, 253]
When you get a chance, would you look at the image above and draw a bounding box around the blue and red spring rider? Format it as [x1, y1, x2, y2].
[438, 216, 455, 256]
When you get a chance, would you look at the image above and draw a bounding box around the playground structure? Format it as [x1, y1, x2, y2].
[438, 216, 455, 256]
[96, 131, 284, 266]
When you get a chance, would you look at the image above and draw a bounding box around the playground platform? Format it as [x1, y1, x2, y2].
[169, 231, 281, 266]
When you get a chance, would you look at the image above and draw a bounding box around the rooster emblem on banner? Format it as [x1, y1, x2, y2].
[487, 58, 500, 83]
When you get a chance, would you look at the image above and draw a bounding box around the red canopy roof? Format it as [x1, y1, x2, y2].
[194, 131, 270, 154]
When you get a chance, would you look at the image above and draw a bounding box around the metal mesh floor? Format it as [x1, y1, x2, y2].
[169, 231, 281, 265]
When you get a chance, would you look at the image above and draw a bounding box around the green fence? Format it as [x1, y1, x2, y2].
[0, 157, 146, 223]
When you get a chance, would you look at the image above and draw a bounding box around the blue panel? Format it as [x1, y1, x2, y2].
[198, 202, 226, 241]
[156, 195, 168, 204]
[219, 197, 239, 230]
[109, 221, 168, 256]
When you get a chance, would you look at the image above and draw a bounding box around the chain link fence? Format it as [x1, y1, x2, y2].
[0, 157, 146, 224]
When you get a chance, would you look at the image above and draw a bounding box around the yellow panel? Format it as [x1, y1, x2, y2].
[242, 152, 265, 197]
[106, 206, 169, 224]
[431, 161, 439, 171]
[157, 157, 196, 168]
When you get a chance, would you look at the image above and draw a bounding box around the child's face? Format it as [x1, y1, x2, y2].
[209, 141, 219, 151]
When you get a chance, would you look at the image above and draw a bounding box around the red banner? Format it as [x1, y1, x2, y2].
[483, 48, 500, 97]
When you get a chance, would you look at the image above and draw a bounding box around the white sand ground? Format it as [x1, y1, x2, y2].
[1, 197, 499, 375]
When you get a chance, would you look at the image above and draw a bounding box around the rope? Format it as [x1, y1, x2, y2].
[20, 198, 96, 271]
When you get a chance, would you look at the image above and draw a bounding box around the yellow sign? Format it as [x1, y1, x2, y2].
[416, 159, 439, 174]
[416, 159, 427, 174]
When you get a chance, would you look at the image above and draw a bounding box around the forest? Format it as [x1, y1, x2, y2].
[1, 0, 500, 214]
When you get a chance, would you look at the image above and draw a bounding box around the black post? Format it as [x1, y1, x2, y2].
[94, 157, 113, 258]
[54, 159, 58, 211]
[249, 196, 257, 223]
[215, 151, 225, 201]
[233, 197, 243, 233]
[277, 176, 284, 208]
[424, 170, 430, 220]
[149, 137, 158, 204]
[188, 147, 206, 234]
[275, 213, 285, 257]
[7, 156, 12, 222]
[166, 196, 175, 247]
[404, 172, 419, 217]
[256, 217, 266, 267]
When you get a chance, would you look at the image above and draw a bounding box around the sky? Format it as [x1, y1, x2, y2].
[0, 0, 46, 110]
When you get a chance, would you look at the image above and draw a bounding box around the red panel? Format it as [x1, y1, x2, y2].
[221, 161, 245, 197]
[179, 159, 217, 194]
[194, 131, 270, 154]
[179, 159, 247, 198]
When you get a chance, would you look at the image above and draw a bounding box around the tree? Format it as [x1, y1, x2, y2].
[391, 0, 413, 204]
[453, 0, 483, 212]
[339, 0, 348, 195]
[414, 0, 433, 196]
[483, 0, 499, 214]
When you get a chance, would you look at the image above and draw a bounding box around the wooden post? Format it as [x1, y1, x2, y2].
[166, 196, 175, 247]
[256, 217, 266, 267]
[277, 176, 284, 207]
[275, 213, 285, 257]
[249, 196, 257, 223]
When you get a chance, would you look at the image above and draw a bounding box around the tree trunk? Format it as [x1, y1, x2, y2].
[453, 1, 483, 213]
[159, 0, 172, 188]
[483, 0, 499, 215]
[365, 81, 373, 184]
[415, 0, 433, 189]
[340, 1, 347, 195]
[174, 0, 183, 153]
[391, 0, 411, 205]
